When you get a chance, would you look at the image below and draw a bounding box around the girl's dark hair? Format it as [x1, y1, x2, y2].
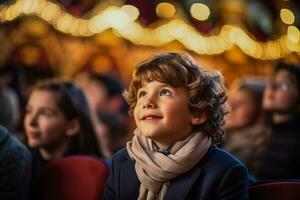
[274, 62, 300, 91]
[125, 52, 228, 144]
[33, 78, 101, 157]
[274, 62, 300, 106]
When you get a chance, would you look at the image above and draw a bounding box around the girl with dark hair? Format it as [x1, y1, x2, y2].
[24, 79, 102, 173]
[256, 62, 300, 180]
[223, 76, 270, 179]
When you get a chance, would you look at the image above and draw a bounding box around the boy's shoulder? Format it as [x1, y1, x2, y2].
[199, 146, 247, 173]
[207, 146, 243, 165]
[111, 148, 131, 164]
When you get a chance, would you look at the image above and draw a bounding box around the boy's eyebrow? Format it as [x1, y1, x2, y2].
[140, 82, 171, 88]
[159, 83, 172, 88]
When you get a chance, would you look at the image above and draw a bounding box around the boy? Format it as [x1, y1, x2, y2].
[104, 52, 249, 200]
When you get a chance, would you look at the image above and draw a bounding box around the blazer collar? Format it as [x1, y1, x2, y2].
[119, 146, 214, 200]
[165, 145, 214, 200]
[119, 158, 140, 200]
[165, 165, 202, 200]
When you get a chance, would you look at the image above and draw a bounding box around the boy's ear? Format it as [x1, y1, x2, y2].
[191, 113, 207, 125]
[66, 118, 81, 137]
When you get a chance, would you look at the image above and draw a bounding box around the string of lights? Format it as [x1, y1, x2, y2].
[0, 0, 299, 60]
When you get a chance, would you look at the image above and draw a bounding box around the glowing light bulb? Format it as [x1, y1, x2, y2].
[190, 3, 210, 21]
[156, 2, 176, 19]
[280, 8, 295, 25]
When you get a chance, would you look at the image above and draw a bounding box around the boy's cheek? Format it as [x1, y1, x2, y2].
[133, 109, 139, 123]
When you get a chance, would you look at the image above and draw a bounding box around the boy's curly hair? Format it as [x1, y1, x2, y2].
[125, 52, 228, 144]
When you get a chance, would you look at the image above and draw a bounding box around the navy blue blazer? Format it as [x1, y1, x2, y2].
[104, 146, 249, 200]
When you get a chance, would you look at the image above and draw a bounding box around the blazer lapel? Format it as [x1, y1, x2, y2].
[165, 166, 202, 200]
[119, 159, 140, 200]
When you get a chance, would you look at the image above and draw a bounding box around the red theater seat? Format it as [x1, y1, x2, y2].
[33, 156, 109, 200]
[249, 180, 300, 200]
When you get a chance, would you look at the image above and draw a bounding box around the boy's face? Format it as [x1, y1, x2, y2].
[263, 70, 299, 113]
[134, 80, 198, 148]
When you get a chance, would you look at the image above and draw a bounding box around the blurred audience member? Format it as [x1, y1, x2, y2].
[75, 72, 129, 159]
[0, 66, 21, 134]
[255, 62, 300, 180]
[23, 79, 102, 176]
[94, 111, 128, 159]
[0, 125, 31, 200]
[86, 73, 128, 116]
[223, 76, 270, 177]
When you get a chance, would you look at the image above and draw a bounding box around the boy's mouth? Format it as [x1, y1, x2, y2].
[141, 115, 162, 120]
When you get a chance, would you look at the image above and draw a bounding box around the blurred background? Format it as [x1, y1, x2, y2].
[0, 0, 299, 86]
[2, 2, 300, 194]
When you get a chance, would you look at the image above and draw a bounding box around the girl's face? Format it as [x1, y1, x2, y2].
[133, 80, 203, 148]
[225, 89, 258, 129]
[263, 70, 299, 113]
[24, 90, 71, 149]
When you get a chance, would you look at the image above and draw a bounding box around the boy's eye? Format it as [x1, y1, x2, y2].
[138, 91, 147, 98]
[160, 89, 172, 96]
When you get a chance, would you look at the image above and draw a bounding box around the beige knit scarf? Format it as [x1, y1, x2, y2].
[126, 129, 212, 200]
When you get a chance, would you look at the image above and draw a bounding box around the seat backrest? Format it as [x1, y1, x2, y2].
[249, 180, 300, 200]
[33, 156, 109, 200]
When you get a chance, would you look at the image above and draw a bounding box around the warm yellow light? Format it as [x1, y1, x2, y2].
[184, 34, 203, 53]
[229, 27, 244, 43]
[266, 42, 281, 59]
[88, 15, 108, 33]
[155, 24, 173, 44]
[156, 2, 176, 19]
[77, 19, 90, 36]
[280, 8, 295, 25]
[287, 26, 300, 43]
[168, 20, 187, 39]
[3, 5, 20, 21]
[40, 3, 61, 21]
[89, 7, 133, 33]
[253, 43, 263, 58]
[190, 3, 210, 21]
[220, 25, 233, 42]
[16, 0, 40, 14]
[56, 14, 74, 33]
[284, 35, 300, 52]
[103, 8, 130, 29]
[68, 18, 80, 35]
[121, 5, 140, 21]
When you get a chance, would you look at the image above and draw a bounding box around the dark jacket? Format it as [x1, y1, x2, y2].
[104, 146, 249, 200]
[255, 113, 300, 180]
[0, 125, 31, 200]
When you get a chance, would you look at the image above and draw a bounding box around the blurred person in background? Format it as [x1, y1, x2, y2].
[0, 125, 31, 200]
[23, 79, 102, 177]
[75, 73, 129, 159]
[255, 62, 300, 180]
[223, 76, 270, 180]
[0, 66, 21, 135]
[95, 111, 128, 159]
[85, 73, 128, 117]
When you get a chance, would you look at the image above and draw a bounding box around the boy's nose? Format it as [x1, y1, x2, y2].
[142, 101, 157, 109]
